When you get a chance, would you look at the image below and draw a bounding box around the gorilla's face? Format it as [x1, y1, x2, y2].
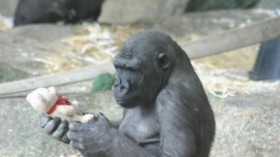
[113, 64, 145, 108]
[113, 33, 173, 108]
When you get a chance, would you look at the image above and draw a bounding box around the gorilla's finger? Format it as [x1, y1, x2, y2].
[98, 112, 108, 120]
[69, 122, 85, 132]
[52, 121, 68, 140]
[43, 117, 61, 134]
[95, 112, 110, 125]
[61, 134, 70, 144]
[40, 116, 52, 128]
[98, 112, 104, 116]
[70, 141, 84, 150]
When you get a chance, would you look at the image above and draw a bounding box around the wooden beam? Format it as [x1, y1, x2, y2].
[185, 16, 280, 59]
[1, 17, 280, 95]
[0, 63, 115, 95]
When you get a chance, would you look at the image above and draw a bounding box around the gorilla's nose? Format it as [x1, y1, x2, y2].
[114, 78, 121, 88]
[114, 79, 130, 95]
[120, 80, 130, 94]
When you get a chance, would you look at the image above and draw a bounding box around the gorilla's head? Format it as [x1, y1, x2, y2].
[113, 31, 185, 108]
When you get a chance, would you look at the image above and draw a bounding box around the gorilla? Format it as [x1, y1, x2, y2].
[40, 31, 215, 157]
[185, 0, 260, 12]
[14, 0, 104, 26]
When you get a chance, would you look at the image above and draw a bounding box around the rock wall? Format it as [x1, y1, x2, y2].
[0, 0, 269, 25]
[98, 0, 190, 24]
[98, 0, 262, 24]
[0, 0, 18, 16]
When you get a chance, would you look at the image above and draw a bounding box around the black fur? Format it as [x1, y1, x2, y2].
[41, 31, 215, 157]
[113, 31, 215, 157]
[14, 0, 104, 26]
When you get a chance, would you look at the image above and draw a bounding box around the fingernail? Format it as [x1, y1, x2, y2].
[98, 112, 104, 116]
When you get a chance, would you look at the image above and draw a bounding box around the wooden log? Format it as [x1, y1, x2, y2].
[0, 63, 115, 95]
[185, 16, 280, 59]
[0, 17, 280, 95]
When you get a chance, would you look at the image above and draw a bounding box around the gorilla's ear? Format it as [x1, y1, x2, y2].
[157, 53, 169, 70]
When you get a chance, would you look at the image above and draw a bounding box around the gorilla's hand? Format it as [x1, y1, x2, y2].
[67, 113, 115, 157]
[40, 116, 70, 144]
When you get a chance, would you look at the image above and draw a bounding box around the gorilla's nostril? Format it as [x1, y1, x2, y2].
[120, 80, 130, 93]
[114, 78, 122, 87]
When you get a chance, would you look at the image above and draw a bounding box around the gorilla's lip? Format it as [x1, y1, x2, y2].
[115, 98, 132, 107]
[115, 98, 138, 108]
[115, 98, 125, 105]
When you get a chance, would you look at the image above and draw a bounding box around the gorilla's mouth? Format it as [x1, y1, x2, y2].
[115, 97, 139, 108]
[115, 98, 124, 104]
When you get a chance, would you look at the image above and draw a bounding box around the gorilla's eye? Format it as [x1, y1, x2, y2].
[157, 53, 169, 70]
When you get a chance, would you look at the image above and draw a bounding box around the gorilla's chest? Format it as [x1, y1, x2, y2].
[119, 109, 160, 145]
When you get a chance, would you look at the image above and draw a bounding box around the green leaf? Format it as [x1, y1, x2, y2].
[91, 73, 116, 92]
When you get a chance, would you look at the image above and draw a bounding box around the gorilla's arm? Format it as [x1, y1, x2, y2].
[68, 113, 156, 157]
[157, 88, 196, 157]
[67, 90, 196, 157]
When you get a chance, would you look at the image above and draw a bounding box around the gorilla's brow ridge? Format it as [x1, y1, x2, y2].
[114, 57, 141, 70]
[120, 50, 132, 59]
